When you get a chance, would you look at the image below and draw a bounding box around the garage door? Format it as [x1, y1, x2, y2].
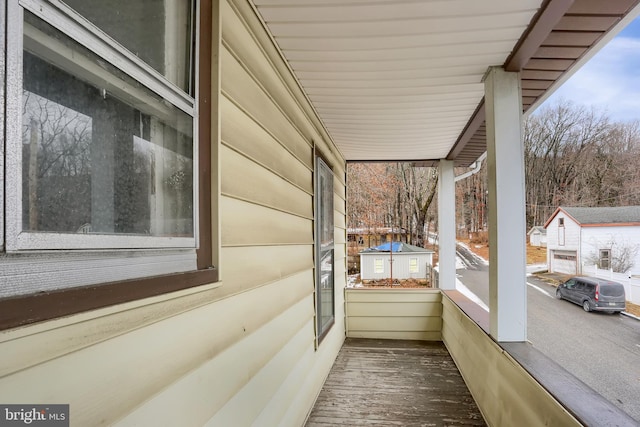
[552, 250, 577, 274]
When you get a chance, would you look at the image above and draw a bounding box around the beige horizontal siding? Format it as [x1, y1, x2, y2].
[252, 344, 316, 426]
[348, 301, 443, 317]
[221, 146, 312, 218]
[0, 272, 313, 426]
[203, 315, 314, 426]
[348, 331, 443, 341]
[221, 197, 312, 246]
[333, 174, 347, 200]
[334, 258, 347, 280]
[346, 289, 442, 341]
[285, 318, 346, 426]
[220, 246, 313, 296]
[334, 229, 347, 245]
[223, 0, 342, 168]
[221, 95, 312, 193]
[334, 210, 346, 230]
[441, 295, 581, 427]
[347, 289, 441, 303]
[221, 46, 312, 169]
[334, 244, 346, 264]
[117, 295, 314, 426]
[348, 316, 442, 332]
[0, 282, 219, 378]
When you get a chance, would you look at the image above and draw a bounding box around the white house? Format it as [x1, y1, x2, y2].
[360, 242, 434, 281]
[545, 206, 640, 275]
[527, 226, 547, 247]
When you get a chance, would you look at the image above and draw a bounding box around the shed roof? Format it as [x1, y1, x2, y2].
[360, 242, 434, 254]
[528, 226, 547, 235]
[544, 206, 640, 227]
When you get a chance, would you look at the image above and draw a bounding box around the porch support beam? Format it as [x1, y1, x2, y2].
[484, 66, 527, 342]
[437, 159, 456, 290]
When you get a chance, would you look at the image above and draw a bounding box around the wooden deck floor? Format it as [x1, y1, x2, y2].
[306, 338, 486, 426]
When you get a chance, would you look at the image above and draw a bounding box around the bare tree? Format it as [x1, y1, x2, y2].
[347, 163, 438, 247]
[584, 237, 640, 273]
[523, 101, 640, 228]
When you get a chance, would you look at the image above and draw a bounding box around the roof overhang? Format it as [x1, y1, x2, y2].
[251, 0, 640, 166]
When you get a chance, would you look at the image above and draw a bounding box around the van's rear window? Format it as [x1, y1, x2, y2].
[600, 285, 625, 297]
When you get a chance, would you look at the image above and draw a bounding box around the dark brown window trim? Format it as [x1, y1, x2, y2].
[196, 0, 213, 270]
[0, 269, 218, 330]
[0, 0, 218, 332]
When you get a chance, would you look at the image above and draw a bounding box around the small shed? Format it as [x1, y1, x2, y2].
[360, 242, 434, 280]
[527, 226, 547, 247]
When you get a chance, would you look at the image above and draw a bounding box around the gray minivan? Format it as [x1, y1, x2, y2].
[556, 277, 626, 313]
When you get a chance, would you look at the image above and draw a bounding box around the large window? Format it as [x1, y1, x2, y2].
[0, 0, 216, 328]
[315, 157, 334, 342]
[9, 2, 196, 250]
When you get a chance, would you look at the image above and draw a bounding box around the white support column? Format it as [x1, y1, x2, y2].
[484, 66, 527, 342]
[437, 159, 456, 290]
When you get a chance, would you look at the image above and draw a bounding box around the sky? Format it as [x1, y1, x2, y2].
[541, 16, 640, 123]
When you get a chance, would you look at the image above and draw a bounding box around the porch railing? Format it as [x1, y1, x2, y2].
[343, 287, 636, 426]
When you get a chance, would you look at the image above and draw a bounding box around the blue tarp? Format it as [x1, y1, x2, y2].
[360, 242, 433, 254]
[373, 242, 402, 252]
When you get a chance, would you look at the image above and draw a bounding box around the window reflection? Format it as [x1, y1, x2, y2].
[21, 14, 193, 238]
[62, 0, 194, 93]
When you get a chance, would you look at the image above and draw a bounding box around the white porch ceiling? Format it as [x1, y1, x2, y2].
[251, 0, 640, 164]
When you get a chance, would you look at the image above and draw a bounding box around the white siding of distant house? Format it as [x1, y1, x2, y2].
[530, 232, 541, 246]
[0, 1, 346, 425]
[546, 213, 581, 273]
[581, 226, 640, 273]
[361, 253, 432, 280]
[529, 230, 547, 247]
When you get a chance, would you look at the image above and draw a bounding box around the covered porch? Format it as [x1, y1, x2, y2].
[307, 289, 638, 426]
[250, 1, 640, 424]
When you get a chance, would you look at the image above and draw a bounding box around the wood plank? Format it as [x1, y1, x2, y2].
[522, 88, 546, 97]
[305, 339, 485, 426]
[556, 16, 619, 32]
[521, 79, 553, 90]
[544, 30, 602, 47]
[566, 0, 636, 15]
[521, 69, 564, 80]
[534, 46, 587, 59]
[526, 58, 575, 70]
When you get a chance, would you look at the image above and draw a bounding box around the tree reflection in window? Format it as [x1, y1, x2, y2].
[22, 91, 92, 233]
